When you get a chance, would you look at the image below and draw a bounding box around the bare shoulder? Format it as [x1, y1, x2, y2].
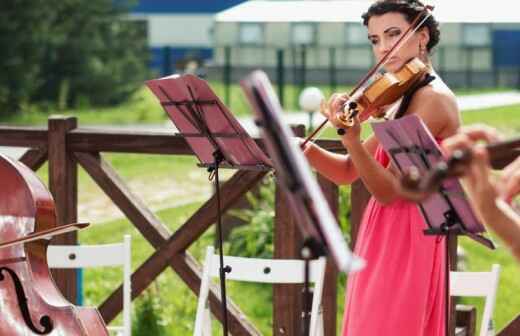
[414, 82, 458, 111]
[407, 80, 461, 138]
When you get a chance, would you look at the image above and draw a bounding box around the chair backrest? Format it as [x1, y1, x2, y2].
[194, 246, 326, 336]
[450, 264, 500, 336]
[47, 235, 132, 336]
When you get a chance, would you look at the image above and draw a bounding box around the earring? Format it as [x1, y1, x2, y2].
[419, 44, 426, 57]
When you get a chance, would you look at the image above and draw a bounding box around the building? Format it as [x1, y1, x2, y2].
[212, 0, 520, 87]
[130, 0, 247, 75]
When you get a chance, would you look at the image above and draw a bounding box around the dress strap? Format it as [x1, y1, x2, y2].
[395, 73, 436, 119]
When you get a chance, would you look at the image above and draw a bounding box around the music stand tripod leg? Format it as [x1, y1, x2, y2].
[208, 149, 231, 336]
[300, 237, 325, 336]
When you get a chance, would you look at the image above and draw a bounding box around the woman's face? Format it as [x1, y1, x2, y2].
[367, 12, 429, 72]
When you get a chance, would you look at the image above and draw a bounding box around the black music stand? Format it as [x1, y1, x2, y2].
[241, 70, 365, 336]
[147, 74, 271, 336]
[372, 115, 495, 336]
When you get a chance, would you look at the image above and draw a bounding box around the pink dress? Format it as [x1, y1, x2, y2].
[342, 145, 446, 336]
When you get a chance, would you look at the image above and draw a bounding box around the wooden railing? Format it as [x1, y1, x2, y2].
[0, 115, 517, 335]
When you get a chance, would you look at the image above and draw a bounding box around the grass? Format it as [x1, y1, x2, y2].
[1, 82, 518, 125]
[4, 89, 519, 334]
[79, 202, 274, 335]
[458, 235, 520, 334]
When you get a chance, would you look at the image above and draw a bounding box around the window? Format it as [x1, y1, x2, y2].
[291, 23, 317, 45]
[346, 23, 368, 45]
[239, 23, 264, 45]
[462, 24, 491, 47]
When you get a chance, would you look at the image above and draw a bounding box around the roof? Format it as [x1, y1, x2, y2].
[215, 0, 520, 23]
[131, 0, 247, 14]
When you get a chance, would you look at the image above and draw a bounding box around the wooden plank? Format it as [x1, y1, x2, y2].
[273, 125, 305, 336]
[19, 148, 48, 171]
[349, 180, 371, 248]
[69, 130, 194, 155]
[456, 305, 476, 336]
[75, 152, 170, 244]
[75, 151, 264, 335]
[317, 174, 339, 336]
[48, 116, 78, 304]
[0, 127, 48, 147]
[449, 235, 459, 336]
[274, 184, 303, 336]
[67, 128, 344, 155]
[498, 314, 520, 336]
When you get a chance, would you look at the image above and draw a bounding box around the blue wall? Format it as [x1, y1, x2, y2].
[493, 30, 520, 67]
[132, 0, 247, 14]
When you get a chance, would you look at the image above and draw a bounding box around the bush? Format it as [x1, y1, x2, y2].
[132, 286, 168, 336]
[226, 179, 352, 259]
[226, 179, 275, 258]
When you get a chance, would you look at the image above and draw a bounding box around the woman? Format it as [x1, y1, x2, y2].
[303, 1, 459, 335]
[442, 126, 520, 262]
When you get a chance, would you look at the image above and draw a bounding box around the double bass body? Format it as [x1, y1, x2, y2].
[0, 154, 108, 335]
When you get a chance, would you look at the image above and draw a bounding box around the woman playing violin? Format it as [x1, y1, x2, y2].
[303, 1, 458, 335]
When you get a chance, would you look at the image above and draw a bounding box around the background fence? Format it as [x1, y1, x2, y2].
[156, 45, 520, 107]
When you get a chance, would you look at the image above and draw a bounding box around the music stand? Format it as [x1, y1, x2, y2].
[241, 70, 364, 336]
[146, 74, 271, 336]
[371, 115, 495, 336]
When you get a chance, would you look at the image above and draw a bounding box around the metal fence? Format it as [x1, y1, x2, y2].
[157, 45, 520, 107]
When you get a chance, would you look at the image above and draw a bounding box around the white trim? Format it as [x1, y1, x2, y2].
[215, 0, 520, 24]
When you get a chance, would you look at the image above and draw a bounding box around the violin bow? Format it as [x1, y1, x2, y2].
[301, 4, 434, 148]
[0, 222, 89, 249]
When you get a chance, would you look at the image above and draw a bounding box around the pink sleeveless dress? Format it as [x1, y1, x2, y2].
[341, 145, 447, 336]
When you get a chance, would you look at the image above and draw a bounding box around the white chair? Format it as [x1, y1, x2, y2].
[194, 246, 326, 336]
[48, 235, 132, 336]
[450, 264, 501, 336]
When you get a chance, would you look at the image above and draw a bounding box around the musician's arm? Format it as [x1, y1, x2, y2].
[344, 89, 459, 204]
[475, 195, 520, 263]
[341, 134, 401, 204]
[303, 135, 379, 185]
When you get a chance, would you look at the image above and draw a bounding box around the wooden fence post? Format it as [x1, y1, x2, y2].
[317, 174, 339, 336]
[273, 125, 305, 335]
[48, 115, 78, 304]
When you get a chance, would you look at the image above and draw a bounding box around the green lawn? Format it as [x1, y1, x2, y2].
[2, 83, 518, 125]
[5, 91, 519, 334]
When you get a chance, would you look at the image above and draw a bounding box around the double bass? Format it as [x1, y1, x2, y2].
[0, 154, 108, 335]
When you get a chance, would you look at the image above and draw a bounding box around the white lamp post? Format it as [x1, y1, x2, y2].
[299, 87, 324, 133]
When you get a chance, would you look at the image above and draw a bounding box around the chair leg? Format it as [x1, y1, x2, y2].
[202, 307, 212, 336]
[317, 311, 324, 336]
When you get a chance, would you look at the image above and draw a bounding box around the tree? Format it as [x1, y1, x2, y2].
[0, 0, 57, 116]
[0, 0, 149, 116]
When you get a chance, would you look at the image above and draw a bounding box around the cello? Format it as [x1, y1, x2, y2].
[0, 154, 108, 335]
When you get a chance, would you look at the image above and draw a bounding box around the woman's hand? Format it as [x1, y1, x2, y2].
[441, 125, 504, 209]
[322, 93, 362, 145]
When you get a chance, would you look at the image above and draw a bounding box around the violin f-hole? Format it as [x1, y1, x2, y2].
[0, 267, 54, 335]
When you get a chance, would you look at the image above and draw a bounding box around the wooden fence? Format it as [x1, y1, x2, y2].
[0, 115, 518, 335]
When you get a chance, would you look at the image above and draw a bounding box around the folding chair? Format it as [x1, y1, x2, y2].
[450, 264, 501, 336]
[48, 235, 132, 336]
[194, 245, 326, 336]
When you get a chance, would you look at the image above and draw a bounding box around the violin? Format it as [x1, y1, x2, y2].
[399, 137, 520, 201]
[302, 5, 433, 147]
[0, 154, 108, 335]
[338, 57, 428, 127]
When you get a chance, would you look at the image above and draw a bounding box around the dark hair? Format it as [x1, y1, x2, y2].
[361, 0, 440, 52]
